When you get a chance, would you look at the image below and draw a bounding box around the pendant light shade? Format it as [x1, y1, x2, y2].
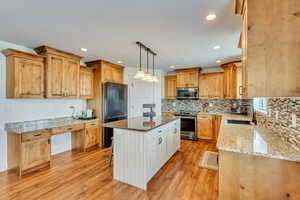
[134, 41, 158, 82]
[134, 43, 145, 80]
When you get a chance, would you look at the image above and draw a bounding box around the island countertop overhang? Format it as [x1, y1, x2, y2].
[102, 116, 180, 132]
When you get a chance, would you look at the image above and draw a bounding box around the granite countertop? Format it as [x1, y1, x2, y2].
[217, 115, 300, 162]
[103, 116, 180, 132]
[5, 117, 98, 134]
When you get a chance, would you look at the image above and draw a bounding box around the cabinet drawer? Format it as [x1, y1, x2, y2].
[51, 124, 84, 135]
[22, 130, 51, 142]
[85, 121, 99, 128]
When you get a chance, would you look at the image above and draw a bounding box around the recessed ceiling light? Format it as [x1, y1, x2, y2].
[170, 65, 175, 69]
[206, 14, 216, 21]
[213, 45, 220, 50]
[117, 61, 123, 64]
[216, 60, 221, 63]
[80, 48, 88, 52]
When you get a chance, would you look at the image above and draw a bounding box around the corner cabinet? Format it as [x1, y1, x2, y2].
[34, 46, 82, 98]
[175, 68, 201, 88]
[164, 75, 177, 99]
[236, 0, 300, 97]
[80, 66, 94, 99]
[2, 49, 45, 98]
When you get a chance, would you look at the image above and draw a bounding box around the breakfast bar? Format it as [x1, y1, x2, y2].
[103, 116, 180, 190]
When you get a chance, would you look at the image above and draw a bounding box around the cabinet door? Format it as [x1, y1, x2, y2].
[47, 54, 64, 97]
[14, 57, 44, 98]
[85, 125, 100, 149]
[21, 137, 50, 172]
[176, 72, 185, 88]
[112, 67, 123, 83]
[197, 115, 214, 140]
[64, 58, 79, 98]
[199, 76, 209, 98]
[80, 67, 93, 99]
[102, 66, 113, 83]
[187, 71, 199, 87]
[165, 76, 177, 99]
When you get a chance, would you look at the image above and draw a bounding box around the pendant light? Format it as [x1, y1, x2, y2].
[152, 54, 159, 82]
[134, 43, 145, 79]
[143, 49, 153, 81]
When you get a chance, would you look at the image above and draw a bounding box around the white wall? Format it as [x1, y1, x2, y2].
[124, 67, 163, 118]
[0, 41, 86, 172]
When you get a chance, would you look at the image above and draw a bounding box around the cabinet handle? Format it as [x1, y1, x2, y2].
[33, 134, 42, 137]
[158, 137, 162, 145]
[67, 127, 73, 131]
[48, 139, 50, 144]
[158, 130, 162, 133]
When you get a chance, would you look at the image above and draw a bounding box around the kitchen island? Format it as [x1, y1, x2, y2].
[103, 116, 180, 190]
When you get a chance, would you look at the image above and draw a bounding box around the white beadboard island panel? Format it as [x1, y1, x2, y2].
[113, 119, 180, 190]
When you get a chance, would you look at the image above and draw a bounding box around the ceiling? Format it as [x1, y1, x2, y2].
[0, 0, 241, 71]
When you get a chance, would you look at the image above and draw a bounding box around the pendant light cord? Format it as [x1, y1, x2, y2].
[152, 54, 155, 74]
[139, 44, 142, 70]
[146, 49, 149, 73]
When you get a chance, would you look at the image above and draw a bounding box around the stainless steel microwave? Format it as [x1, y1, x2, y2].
[176, 88, 199, 99]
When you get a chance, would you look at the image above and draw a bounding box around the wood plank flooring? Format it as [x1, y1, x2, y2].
[0, 140, 218, 200]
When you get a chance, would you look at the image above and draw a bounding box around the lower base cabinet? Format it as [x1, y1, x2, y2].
[197, 114, 222, 142]
[8, 120, 100, 176]
[20, 136, 51, 175]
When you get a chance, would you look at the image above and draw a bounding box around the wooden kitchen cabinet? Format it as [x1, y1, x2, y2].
[101, 61, 124, 83]
[197, 115, 214, 140]
[21, 137, 51, 174]
[164, 76, 177, 99]
[236, 0, 300, 97]
[199, 73, 223, 99]
[80, 66, 94, 99]
[175, 68, 201, 88]
[197, 114, 221, 142]
[84, 121, 100, 150]
[3, 49, 45, 98]
[34, 46, 82, 98]
[222, 63, 237, 99]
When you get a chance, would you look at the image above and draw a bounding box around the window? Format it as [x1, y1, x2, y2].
[253, 98, 268, 114]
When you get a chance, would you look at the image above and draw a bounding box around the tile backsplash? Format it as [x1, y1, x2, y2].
[256, 98, 300, 150]
[162, 99, 252, 113]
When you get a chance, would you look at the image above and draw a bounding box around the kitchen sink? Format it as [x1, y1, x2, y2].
[227, 119, 251, 125]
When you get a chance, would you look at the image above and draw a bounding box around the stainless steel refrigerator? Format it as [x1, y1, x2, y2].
[102, 82, 128, 147]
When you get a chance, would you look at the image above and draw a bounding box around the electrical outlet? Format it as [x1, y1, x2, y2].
[275, 111, 279, 120]
[292, 113, 297, 128]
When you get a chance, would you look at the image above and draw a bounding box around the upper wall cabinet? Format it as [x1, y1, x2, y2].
[236, 0, 300, 97]
[3, 49, 45, 98]
[175, 68, 201, 88]
[199, 72, 223, 99]
[85, 60, 124, 84]
[34, 46, 82, 98]
[164, 75, 177, 99]
[222, 63, 237, 99]
[80, 66, 94, 99]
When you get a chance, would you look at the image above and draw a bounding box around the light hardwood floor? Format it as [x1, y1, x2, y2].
[0, 140, 218, 200]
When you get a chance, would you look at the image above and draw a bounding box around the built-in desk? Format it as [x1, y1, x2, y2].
[5, 117, 100, 176]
